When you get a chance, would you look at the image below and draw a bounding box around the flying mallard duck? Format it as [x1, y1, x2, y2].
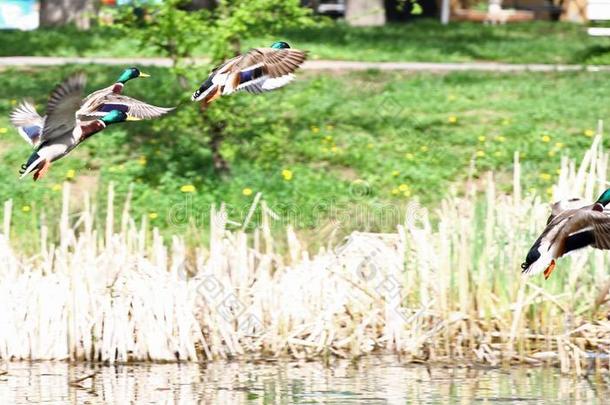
[191, 41, 307, 105]
[9, 67, 151, 147]
[13, 73, 171, 181]
[521, 190, 610, 279]
[77, 68, 172, 122]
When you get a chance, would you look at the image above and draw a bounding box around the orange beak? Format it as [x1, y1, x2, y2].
[543, 259, 556, 280]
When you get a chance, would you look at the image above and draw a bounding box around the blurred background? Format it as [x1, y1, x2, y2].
[1, 0, 610, 249]
[4, 3, 610, 397]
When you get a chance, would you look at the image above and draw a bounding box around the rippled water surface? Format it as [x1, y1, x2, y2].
[1, 356, 609, 404]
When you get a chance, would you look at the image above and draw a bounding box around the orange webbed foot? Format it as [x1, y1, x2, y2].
[33, 161, 51, 181]
[544, 259, 556, 280]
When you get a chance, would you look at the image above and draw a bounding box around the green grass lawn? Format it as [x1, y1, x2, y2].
[1, 66, 609, 249]
[3, 20, 610, 64]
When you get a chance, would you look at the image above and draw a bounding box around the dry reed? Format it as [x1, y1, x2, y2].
[2, 134, 610, 374]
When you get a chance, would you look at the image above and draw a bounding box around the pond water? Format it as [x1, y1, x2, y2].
[0, 355, 608, 404]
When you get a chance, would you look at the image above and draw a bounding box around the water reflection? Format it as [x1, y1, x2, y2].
[0, 356, 608, 404]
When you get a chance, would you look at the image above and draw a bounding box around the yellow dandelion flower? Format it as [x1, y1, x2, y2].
[546, 187, 554, 195]
[476, 150, 485, 157]
[367, 143, 374, 149]
[541, 135, 551, 143]
[496, 135, 506, 142]
[51, 184, 61, 192]
[398, 184, 409, 192]
[10, 99, 17, 106]
[555, 169, 561, 175]
[180, 184, 196, 193]
[478, 135, 486, 142]
[138, 156, 147, 166]
[21, 205, 31, 213]
[391, 188, 400, 196]
[405, 153, 414, 160]
[281, 169, 293, 181]
[242, 187, 253, 196]
[65, 169, 75, 180]
[324, 135, 333, 142]
[403, 190, 411, 197]
[548, 150, 556, 157]
[391, 170, 400, 177]
[0, 127, 7, 134]
[448, 116, 458, 124]
[584, 129, 595, 137]
[539, 173, 551, 181]
[420, 146, 429, 152]
[311, 126, 320, 133]
[148, 212, 158, 220]
[554, 142, 564, 149]
[330, 146, 339, 153]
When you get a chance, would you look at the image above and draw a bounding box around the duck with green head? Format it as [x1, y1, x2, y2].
[15, 73, 168, 181]
[522, 189, 610, 279]
[9, 67, 152, 148]
[21, 109, 136, 180]
[77, 66, 173, 122]
[192, 41, 307, 105]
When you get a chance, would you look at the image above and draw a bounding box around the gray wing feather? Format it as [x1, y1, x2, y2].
[547, 198, 589, 225]
[41, 73, 86, 144]
[9, 100, 44, 146]
[232, 48, 304, 94]
[560, 210, 610, 250]
[78, 94, 174, 121]
[236, 48, 307, 78]
[590, 212, 610, 249]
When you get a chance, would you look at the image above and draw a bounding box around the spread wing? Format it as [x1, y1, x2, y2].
[559, 210, 610, 250]
[236, 48, 306, 78]
[229, 48, 307, 94]
[589, 211, 610, 249]
[547, 198, 589, 225]
[9, 100, 44, 146]
[78, 94, 174, 121]
[41, 73, 86, 144]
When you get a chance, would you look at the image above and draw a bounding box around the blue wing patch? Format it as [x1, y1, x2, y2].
[98, 104, 129, 113]
[239, 66, 264, 84]
[23, 125, 41, 139]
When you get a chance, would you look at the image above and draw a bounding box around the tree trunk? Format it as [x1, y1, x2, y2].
[188, 0, 215, 10]
[208, 123, 230, 175]
[345, 0, 386, 26]
[199, 104, 230, 175]
[40, 0, 95, 29]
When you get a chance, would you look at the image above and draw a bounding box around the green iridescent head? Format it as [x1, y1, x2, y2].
[116, 67, 150, 84]
[271, 41, 290, 49]
[100, 110, 129, 125]
[596, 188, 610, 206]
